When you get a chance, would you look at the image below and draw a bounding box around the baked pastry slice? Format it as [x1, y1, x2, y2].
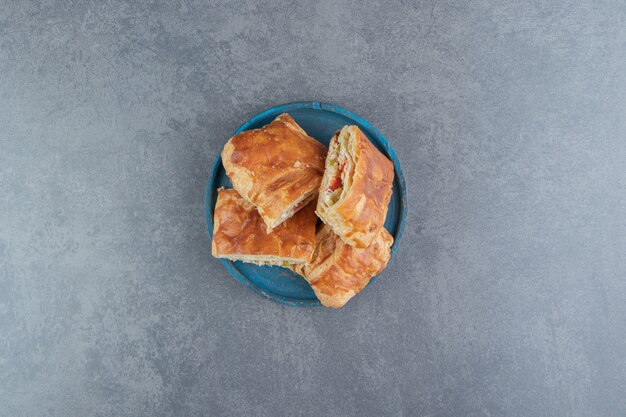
[212, 189, 317, 266]
[292, 224, 393, 308]
[316, 125, 394, 248]
[222, 113, 327, 232]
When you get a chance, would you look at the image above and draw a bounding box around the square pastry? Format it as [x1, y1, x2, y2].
[221, 113, 327, 231]
[292, 224, 393, 308]
[212, 189, 317, 266]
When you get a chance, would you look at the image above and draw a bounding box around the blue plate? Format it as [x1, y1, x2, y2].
[205, 102, 407, 307]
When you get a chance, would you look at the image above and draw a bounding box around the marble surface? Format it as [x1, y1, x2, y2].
[1, 1, 625, 416]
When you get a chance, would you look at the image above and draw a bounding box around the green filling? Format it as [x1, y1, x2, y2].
[328, 188, 342, 204]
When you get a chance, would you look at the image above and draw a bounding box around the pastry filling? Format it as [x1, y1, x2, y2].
[218, 254, 306, 266]
[323, 128, 355, 207]
[277, 192, 316, 224]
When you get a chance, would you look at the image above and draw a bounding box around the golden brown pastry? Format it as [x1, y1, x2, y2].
[212, 188, 317, 265]
[221, 113, 327, 231]
[292, 224, 393, 308]
[316, 125, 394, 248]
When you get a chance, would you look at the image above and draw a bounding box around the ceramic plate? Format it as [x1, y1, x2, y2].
[205, 102, 407, 306]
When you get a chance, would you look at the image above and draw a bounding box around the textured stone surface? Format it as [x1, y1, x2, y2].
[1, 1, 625, 416]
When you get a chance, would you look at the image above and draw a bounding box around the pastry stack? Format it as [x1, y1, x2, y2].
[212, 113, 395, 308]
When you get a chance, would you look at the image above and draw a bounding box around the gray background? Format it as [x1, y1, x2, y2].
[1, 0, 625, 416]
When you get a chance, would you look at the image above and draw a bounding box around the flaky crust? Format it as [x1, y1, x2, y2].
[222, 114, 327, 231]
[212, 189, 317, 264]
[317, 126, 394, 248]
[295, 224, 393, 308]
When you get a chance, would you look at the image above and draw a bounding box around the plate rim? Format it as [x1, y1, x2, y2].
[205, 101, 407, 307]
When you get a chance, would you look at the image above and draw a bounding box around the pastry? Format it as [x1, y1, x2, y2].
[221, 113, 327, 231]
[212, 188, 317, 265]
[316, 125, 394, 248]
[292, 224, 393, 308]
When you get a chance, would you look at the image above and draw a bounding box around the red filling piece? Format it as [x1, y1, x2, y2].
[328, 160, 347, 192]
